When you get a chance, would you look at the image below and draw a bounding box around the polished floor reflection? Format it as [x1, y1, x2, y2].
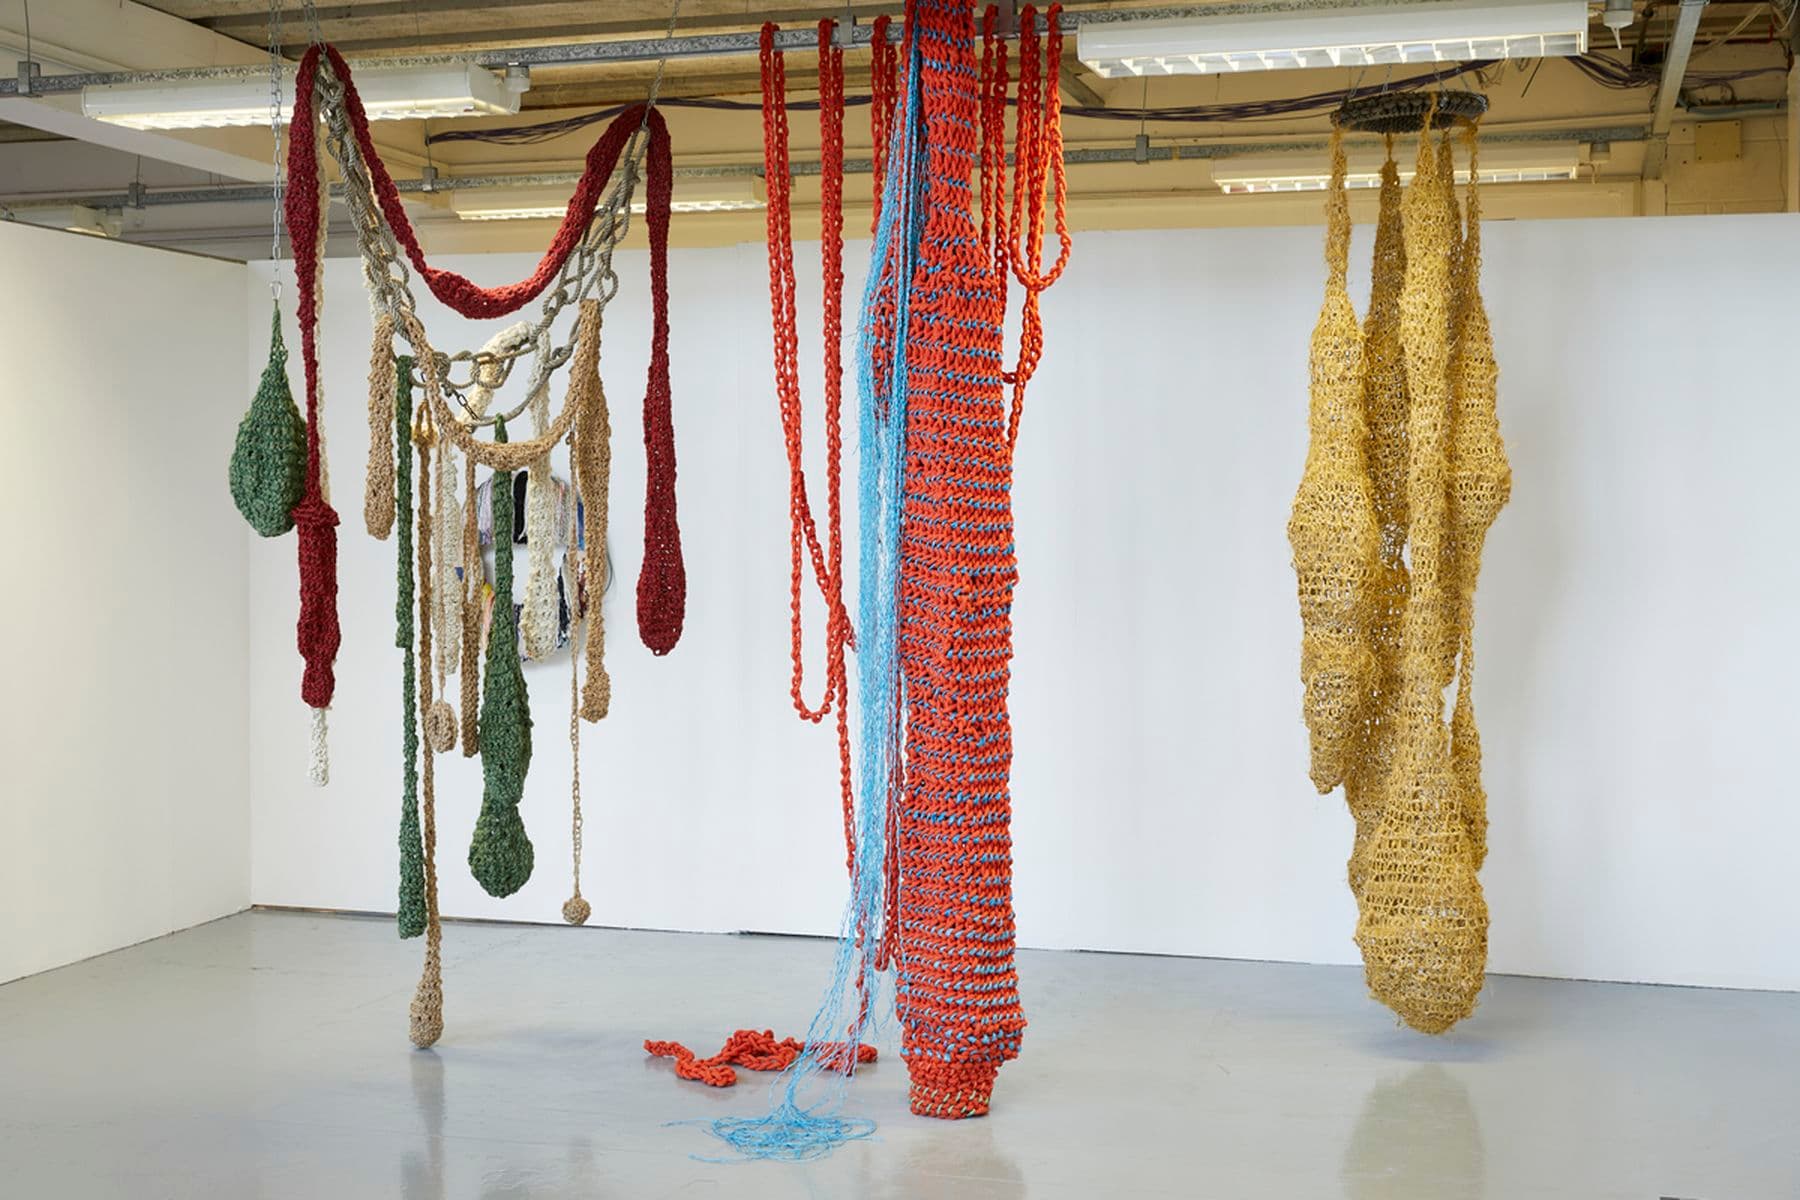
[1, 911, 1794, 1198]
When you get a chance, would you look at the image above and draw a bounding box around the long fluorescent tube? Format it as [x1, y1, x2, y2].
[1212, 140, 1581, 193]
[451, 177, 767, 221]
[1077, 0, 1589, 77]
[81, 62, 517, 130]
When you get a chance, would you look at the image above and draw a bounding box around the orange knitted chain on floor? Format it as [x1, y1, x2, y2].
[645, 1030, 877, 1088]
[760, 22, 857, 871]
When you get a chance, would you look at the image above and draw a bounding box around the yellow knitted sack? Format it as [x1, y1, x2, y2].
[1354, 123, 1488, 1034]
[1288, 128, 1380, 796]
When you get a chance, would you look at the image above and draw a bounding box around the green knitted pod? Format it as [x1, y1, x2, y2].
[230, 307, 308, 537]
[469, 418, 535, 898]
[394, 357, 426, 939]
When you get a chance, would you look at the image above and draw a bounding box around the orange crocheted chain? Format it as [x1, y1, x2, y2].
[870, 14, 899, 233]
[645, 1029, 876, 1088]
[980, 4, 1070, 451]
[761, 22, 857, 870]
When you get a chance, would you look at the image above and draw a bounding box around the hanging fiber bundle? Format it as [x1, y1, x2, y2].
[365, 315, 398, 539]
[1445, 126, 1510, 868]
[468, 418, 536, 899]
[231, 306, 309, 538]
[1345, 145, 1411, 903]
[570, 300, 612, 722]
[635, 117, 687, 657]
[1354, 121, 1488, 1034]
[394, 356, 426, 940]
[1288, 128, 1380, 797]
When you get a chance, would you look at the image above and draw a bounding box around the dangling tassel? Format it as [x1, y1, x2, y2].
[570, 301, 612, 721]
[230, 305, 308, 538]
[635, 118, 687, 656]
[468, 417, 535, 899]
[365, 315, 397, 539]
[308, 707, 330, 786]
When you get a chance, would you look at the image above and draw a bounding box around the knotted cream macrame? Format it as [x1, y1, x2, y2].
[1290, 107, 1510, 1034]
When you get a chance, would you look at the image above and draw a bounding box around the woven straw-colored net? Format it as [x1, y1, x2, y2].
[1287, 127, 1379, 796]
[1293, 105, 1509, 1034]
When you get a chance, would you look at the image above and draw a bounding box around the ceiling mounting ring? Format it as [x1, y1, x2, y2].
[1333, 90, 1489, 134]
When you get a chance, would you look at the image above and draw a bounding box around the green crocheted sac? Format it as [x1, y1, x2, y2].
[393, 357, 426, 940]
[469, 418, 535, 899]
[229, 307, 308, 537]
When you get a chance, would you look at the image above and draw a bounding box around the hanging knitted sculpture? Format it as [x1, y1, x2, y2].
[393, 355, 427, 940]
[1291, 94, 1508, 1035]
[230, 306, 309, 538]
[468, 418, 535, 899]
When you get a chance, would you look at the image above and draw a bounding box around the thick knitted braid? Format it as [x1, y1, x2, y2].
[760, 22, 857, 868]
[433, 429, 462, 694]
[999, 4, 1071, 450]
[1355, 118, 1488, 1034]
[365, 316, 397, 539]
[469, 418, 536, 899]
[305, 44, 639, 320]
[892, 0, 1026, 1120]
[1289, 126, 1379, 797]
[283, 82, 342, 719]
[459, 452, 482, 756]
[410, 402, 446, 1047]
[636, 118, 686, 657]
[1344, 147, 1411, 904]
[231, 306, 308, 538]
[869, 14, 898, 231]
[1446, 125, 1509, 870]
[569, 301, 613, 722]
[395, 356, 426, 940]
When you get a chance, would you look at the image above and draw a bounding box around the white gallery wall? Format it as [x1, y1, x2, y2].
[244, 212, 1800, 993]
[1, 223, 252, 984]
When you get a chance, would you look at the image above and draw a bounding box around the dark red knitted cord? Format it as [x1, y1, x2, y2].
[635, 119, 686, 655]
[285, 55, 339, 709]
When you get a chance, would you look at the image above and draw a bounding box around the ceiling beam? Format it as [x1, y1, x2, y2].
[1643, 0, 1709, 179]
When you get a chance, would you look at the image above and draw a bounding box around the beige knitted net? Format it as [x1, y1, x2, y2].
[1293, 103, 1509, 1034]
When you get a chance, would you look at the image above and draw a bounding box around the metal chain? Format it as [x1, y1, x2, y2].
[267, 0, 286, 298]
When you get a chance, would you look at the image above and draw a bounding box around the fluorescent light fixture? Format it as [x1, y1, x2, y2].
[1212, 141, 1581, 193]
[1077, 0, 1589, 77]
[451, 176, 767, 221]
[81, 61, 517, 130]
[4, 204, 122, 237]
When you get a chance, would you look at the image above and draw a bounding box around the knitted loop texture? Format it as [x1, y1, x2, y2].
[468, 418, 536, 899]
[231, 307, 309, 538]
[570, 301, 613, 722]
[394, 357, 427, 940]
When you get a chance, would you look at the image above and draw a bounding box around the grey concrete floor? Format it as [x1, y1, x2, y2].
[0, 911, 1795, 1199]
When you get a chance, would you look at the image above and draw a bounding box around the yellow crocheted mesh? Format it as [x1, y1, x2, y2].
[1353, 120, 1488, 1034]
[1344, 144, 1410, 903]
[1288, 127, 1380, 796]
[1445, 128, 1511, 871]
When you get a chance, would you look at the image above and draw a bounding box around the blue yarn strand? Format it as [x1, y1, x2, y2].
[703, 28, 929, 1165]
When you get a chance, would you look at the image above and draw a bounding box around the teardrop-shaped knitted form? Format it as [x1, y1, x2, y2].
[230, 307, 308, 537]
[394, 356, 427, 940]
[469, 418, 535, 899]
[1288, 129, 1379, 796]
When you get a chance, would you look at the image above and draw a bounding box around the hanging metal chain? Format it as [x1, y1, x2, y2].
[267, 0, 286, 298]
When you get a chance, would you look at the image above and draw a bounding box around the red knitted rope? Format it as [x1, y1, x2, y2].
[761, 22, 856, 869]
[869, 14, 899, 232]
[635, 118, 686, 656]
[644, 1030, 875, 1088]
[285, 54, 339, 710]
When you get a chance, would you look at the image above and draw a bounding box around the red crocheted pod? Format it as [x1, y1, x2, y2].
[894, 0, 1026, 1120]
[635, 120, 686, 656]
